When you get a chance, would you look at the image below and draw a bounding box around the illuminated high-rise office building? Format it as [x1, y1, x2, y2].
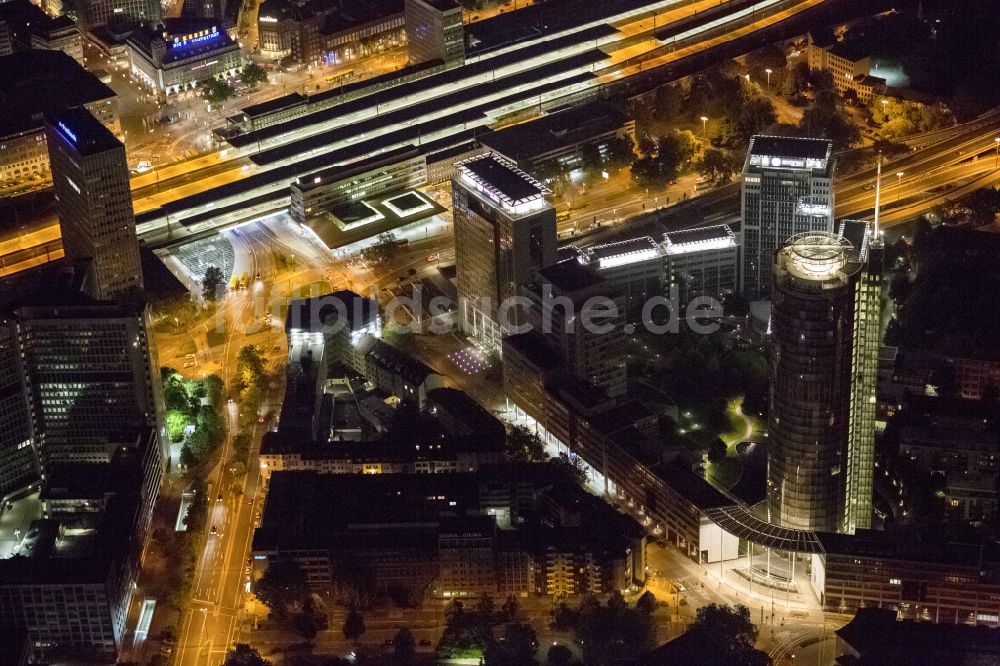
[740, 135, 834, 300]
[767, 222, 882, 534]
[452, 152, 556, 351]
[46, 107, 143, 302]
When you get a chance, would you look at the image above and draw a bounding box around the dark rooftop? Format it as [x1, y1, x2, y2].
[537, 259, 606, 293]
[416, 0, 459, 12]
[827, 40, 871, 63]
[46, 106, 122, 157]
[285, 290, 378, 333]
[242, 92, 307, 120]
[427, 387, 504, 439]
[0, 50, 115, 137]
[502, 331, 564, 372]
[748, 135, 832, 160]
[458, 153, 547, 206]
[253, 471, 482, 549]
[479, 101, 629, 164]
[365, 338, 440, 385]
[836, 607, 1000, 665]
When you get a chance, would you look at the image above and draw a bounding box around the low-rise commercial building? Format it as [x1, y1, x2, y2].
[662, 225, 739, 304]
[0, 50, 118, 185]
[478, 101, 635, 175]
[290, 146, 427, 225]
[806, 32, 871, 98]
[126, 19, 243, 99]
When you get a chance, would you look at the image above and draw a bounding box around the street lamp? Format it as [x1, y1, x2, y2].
[700, 116, 708, 136]
[881, 98, 889, 122]
[765, 68, 772, 91]
[896, 171, 904, 203]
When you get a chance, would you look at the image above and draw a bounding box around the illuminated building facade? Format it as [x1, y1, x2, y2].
[582, 237, 664, 322]
[663, 225, 739, 304]
[11, 300, 157, 468]
[77, 0, 161, 31]
[126, 20, 243, 98]
[740, 135, 834, 300]
[768, 225, 881, 534]
[452, 153, 556, 352]
[45, 107, 142, 301]
[404, 0, 463, 68]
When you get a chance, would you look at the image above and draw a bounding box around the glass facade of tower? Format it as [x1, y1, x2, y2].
[842, 221, 883, 533]
[768, 232, 861, 533]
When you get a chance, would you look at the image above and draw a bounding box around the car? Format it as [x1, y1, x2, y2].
[210, 525, 218, 535]
[217, 494, 223, 502]
[272, 346, 280, 352]
[408, 268, 416, 275]
[183, 361, 195, 368]
[383, 640, 394, 648]
[257, 416, 265, 424]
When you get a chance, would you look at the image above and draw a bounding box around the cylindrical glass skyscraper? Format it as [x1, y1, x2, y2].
[767, 232, 862, 533]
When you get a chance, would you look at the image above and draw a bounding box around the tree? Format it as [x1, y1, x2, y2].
[603, 136, 635, 173]
[708, 437, 727, 463]
[485, 623, 538, 666]
[200, 77, 234, 103]
[253, 560, 309, 620]
[551, 452, 588, 486]
[342, 609, 366, 642]
[697, 148, 734, 185]
[746, 44, 786, 90]
[506, 425, 546, 462]
[361, 231, 403, 265]
[798, 90, 860, 150]
[202, 265, 225, 301]
[393, 627, 416, 663]
[636, 590, 658, 615]
[547, 644, 573, 666]
[686, 603, 769, 666]
[501, 594, 520, 621]
[241, 63, 268, 89]
[652, 84, 683, 123]
[631, 129, 696, 189]
[223, 644, 271, 666]
[579, 143, 604, 180]
[783, 61, 810, 100]
[574, 594, 656, 665]
[166, 410, 188, 442]
[293, 612, 319, 640]
[722, 93, 776, 153]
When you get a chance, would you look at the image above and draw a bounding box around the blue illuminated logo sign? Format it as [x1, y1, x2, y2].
[170, 25, 221, 49]
[57, 121, 77, 144]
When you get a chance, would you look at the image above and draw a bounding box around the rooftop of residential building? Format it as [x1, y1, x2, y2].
[0, 50, 115, 137]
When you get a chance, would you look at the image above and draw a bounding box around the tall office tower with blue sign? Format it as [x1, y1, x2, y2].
[739, 135, 835, 300]
[45, 107, 144, 301]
